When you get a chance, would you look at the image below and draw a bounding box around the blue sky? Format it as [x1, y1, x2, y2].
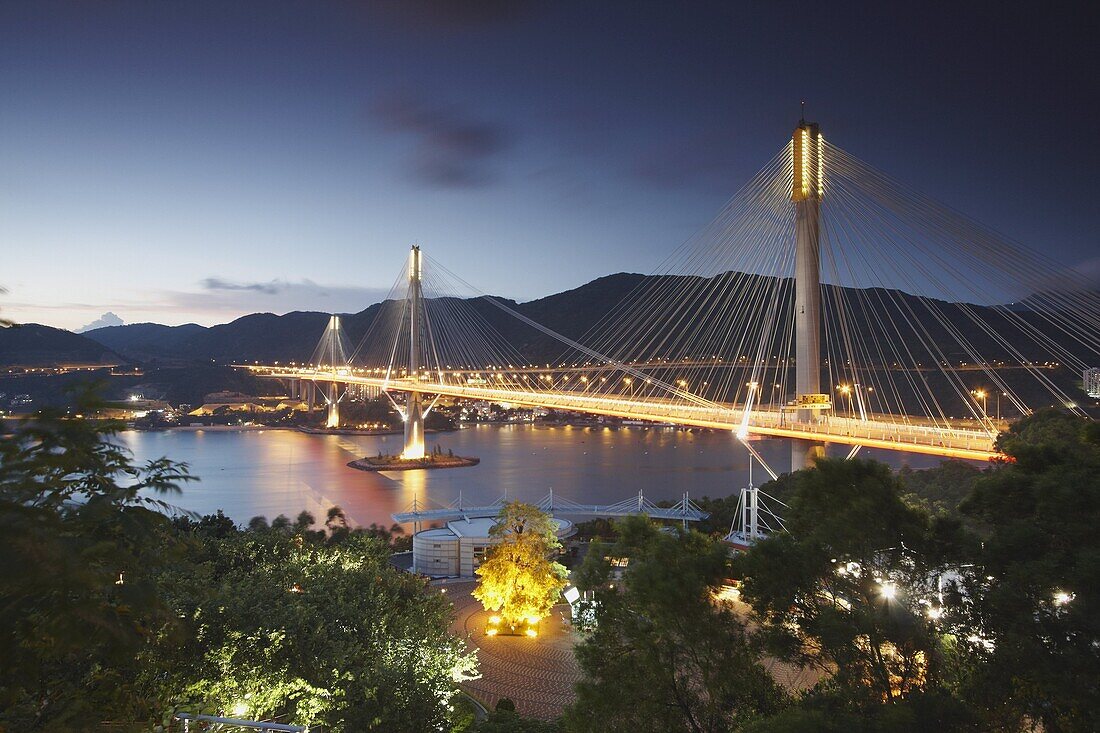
[1, 1, 1096, 330]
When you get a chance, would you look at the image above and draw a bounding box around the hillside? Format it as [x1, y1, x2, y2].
[73, 271, 1096, 369]
[0, 324, 127, 368]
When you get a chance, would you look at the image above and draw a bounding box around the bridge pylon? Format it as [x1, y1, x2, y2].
[791, 119, 827, 471]
[401, 246, 427, 459]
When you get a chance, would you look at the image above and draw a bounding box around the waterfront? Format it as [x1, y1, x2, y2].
[120, 424, 944, 527]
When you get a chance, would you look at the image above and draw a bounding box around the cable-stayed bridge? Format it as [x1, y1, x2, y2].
[244, 120, 1098, 472]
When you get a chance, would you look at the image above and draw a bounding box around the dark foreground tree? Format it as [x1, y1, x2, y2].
[958, 410, 1100, 731]
[0, 395, 193, 729]
[733, 459, 970, 720]
[566, 516, 783, 733]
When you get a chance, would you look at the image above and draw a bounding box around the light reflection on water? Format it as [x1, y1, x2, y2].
[119, 425, 940, 527]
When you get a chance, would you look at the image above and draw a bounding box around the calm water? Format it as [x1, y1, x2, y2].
[119, 426, 941, 528]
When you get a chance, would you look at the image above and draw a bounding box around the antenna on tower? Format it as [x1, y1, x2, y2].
[800, 100, 806, 124]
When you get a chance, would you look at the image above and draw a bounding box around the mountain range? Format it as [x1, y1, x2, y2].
[2, 271, 1093, 371]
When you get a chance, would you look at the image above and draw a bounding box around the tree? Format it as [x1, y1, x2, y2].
[473, 502, 568, 628]
[0, 393, 194, 729]
[956, 410, 1100, 731]
[566, 516, 783, 733]
[897, 461, 982, 516]
[733, 458, 967, 708]
[147, 526, 478, 731]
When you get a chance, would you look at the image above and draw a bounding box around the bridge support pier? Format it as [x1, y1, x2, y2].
[791, 119, 826, 472]
[325, 381, 340, 428]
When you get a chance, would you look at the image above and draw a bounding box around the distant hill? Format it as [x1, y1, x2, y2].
[85, 323, 207, 363]
[12, 271, 1094, 371]
[0, 324, 126, 367]
[82, 273, 654, 365]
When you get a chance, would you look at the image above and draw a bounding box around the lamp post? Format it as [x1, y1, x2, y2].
[838, 384, 853, 417]
[972, 389, 988, 418]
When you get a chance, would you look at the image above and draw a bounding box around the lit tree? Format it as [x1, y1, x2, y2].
[473, 501, 568, 628]
[147, 526, 478, 731]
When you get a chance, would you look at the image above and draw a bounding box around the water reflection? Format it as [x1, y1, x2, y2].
[120, 426, 944, 527]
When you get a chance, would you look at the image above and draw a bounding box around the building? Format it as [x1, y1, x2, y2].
[1086, 367, 1100, 398]
[412, 515, 575, 578]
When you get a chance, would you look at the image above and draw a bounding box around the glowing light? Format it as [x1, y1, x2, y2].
[926, 606, 943, 620]
[817, 132, 824, 196]
[879, 582, 897, 600]
[485, 628, 498, 636]
[231, 701, 249, 718]
[525, 628, 538, 638]
[1053, 590, 1074, 606]
[489, 615, 501, 625]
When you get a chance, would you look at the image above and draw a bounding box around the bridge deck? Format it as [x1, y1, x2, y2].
[261, 369, 1002, 461]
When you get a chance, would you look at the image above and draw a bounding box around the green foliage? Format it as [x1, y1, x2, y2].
[733, 459, 967, 705]
[473, 502, 568, 627]
[567, 516, 783, 733]
[448, 693, 478, 732]
[743, 688, 979, 733]
[0, 392, 195, 729]
[0, 393, 475, 731]
[897, 460, 982, 515]
[148, 521, 478, 731]
[956, 410, 1100, 731]
[476, 708, 562, 732]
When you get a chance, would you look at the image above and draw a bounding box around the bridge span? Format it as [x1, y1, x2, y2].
[254, 368, 1003, 462]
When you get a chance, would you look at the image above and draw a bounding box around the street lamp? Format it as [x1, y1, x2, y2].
[837, 384, 853, 416]
[972, 389, 987, 417]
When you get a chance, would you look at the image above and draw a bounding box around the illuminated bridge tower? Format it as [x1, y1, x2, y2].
[323, 316, 343, 429]
[401, 245, 427, 460]
[791, 120, 827, 471]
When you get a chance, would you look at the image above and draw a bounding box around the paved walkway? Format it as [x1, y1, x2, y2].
[441, 581, 581, 721]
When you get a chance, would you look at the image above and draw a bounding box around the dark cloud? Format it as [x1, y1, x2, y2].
[76, 311, 124, 332]
[201, 278, 282, 295]
[371, 92, 510, 188]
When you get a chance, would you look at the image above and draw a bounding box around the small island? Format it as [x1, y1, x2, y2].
[348, 445, 479, 472]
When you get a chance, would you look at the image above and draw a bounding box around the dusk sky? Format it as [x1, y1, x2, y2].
[2, 1, 1097, 330]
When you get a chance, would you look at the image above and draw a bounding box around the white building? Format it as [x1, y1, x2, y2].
[1086, 367, 1100, 398]
[412, 516, 575, 578]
